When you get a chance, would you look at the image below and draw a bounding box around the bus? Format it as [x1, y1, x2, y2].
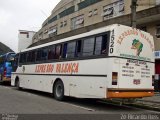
[0, 52, 16, 83]
[11, 24, 155, 101]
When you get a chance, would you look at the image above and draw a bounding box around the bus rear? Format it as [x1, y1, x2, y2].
[0, 52, 16, 83]
[107, 25, 154, 98]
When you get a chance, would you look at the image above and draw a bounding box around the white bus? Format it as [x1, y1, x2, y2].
[11, 24, 155, 101]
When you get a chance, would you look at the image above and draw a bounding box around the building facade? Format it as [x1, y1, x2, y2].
[18, 30, 36, 52]
[32, 0, 160, 45]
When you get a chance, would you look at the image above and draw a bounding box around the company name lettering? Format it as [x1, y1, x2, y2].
[35, 62, 79, 74]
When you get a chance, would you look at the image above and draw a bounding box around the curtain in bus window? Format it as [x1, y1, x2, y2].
[48, 45, 55, 60]
[95, 36, 102, 55]
[83, 37, 95, 56]
[55, 45, 62, 59]
[75, 40, 82, 57]
[101, 34, 108, 54]
[67, 42, 76, 58]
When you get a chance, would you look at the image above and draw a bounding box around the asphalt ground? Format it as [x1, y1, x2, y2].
[0, 85, 159, 120]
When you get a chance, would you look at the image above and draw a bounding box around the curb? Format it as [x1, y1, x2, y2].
[124, 103, 160, 112]
[101, 100, 160, 112]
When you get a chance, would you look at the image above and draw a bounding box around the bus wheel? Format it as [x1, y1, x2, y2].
[53, 80, 64, 101]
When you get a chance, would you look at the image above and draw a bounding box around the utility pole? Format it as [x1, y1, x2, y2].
[130, 0, 137, 28]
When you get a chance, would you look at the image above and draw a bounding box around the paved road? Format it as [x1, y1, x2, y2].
[0, 85, 159, 115]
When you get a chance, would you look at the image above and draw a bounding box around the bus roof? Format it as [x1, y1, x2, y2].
[20, 24, 119, 53]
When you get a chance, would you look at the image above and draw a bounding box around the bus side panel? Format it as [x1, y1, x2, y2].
[12, 73, 71, 96]
[72, 77, 107, 98]
[70, 58, 113, 98]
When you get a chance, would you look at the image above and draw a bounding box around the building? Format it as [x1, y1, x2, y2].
[18, 30, 36, 52]
[31, 0, 160, 89]
[32, 0, 160, 45]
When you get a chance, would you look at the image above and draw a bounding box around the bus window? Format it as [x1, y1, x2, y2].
[101, 34, 108, 54]
[62, 43, 67, 59]
[67, 41, 76, 58]
[75, 40, 82, 57]
[27, 52, 31, 62]
[27, 51, 36, 63]
[55, 44, 62, 59]
[41, 48, 48, 60]
[28, 51, 36, 63]
[48, 45, 56, 60]
[36, 49, 42, 61]
[82, 37, 95, 56]
[95, 36, 103, 55]
[20, 53, 27, 63]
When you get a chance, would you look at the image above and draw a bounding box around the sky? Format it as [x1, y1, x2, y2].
[0, 0, 60, 52]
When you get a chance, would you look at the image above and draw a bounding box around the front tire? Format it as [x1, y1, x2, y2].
[53, 80, 64, 101]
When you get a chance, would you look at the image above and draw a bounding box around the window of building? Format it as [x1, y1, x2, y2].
[59, 6, 75, 18]
[64, 21, 67, 26]
[78, 0, 101, 10]
[103, 6, 114, 17]
[82, 37, 95, 56]
[119, 0, 125, 12]
[48, 16, 57, 24]
[44, 29, 48, 34]
[60, 22, 63, 28]
[71, 15, 84, 30]
[93, 9, 98, 15]
[88, 11, 92, 17]
[48, 26, 57, 36]
[156, 25, 160, 38]
[103, 0, 124, 20]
